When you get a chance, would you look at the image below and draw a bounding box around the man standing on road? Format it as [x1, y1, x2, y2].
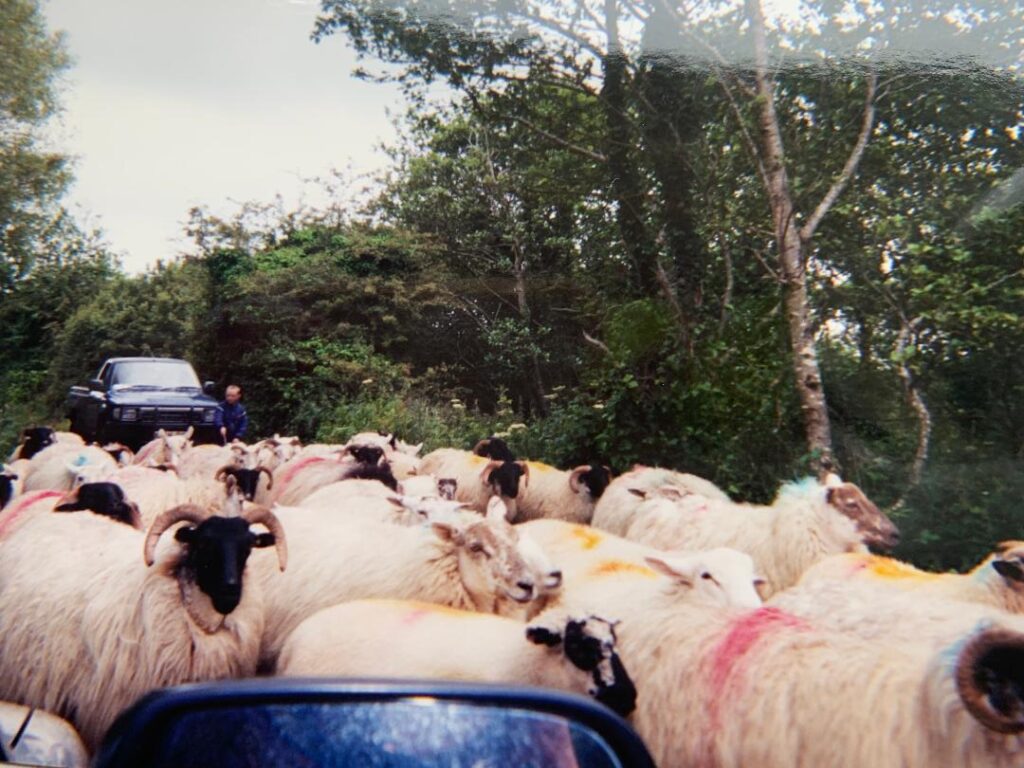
[215, 384, 248, 444]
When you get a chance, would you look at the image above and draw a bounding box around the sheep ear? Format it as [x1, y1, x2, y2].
[430, 521, 464, 545]
[252, 532, 276, 549]
[993, 560, 1024, 583]
[644, 555, 695, 586]
[627, 488, 647, 499]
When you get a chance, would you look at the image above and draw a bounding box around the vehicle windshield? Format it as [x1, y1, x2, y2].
[110, 362, 200, 389]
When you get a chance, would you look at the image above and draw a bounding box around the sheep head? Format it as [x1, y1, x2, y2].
[430, 503, 539, 614]
[526, 615, 637, 717]
[991, 541, 1024, 587]
[569, 464, 613, 499]
[144, 503, 287, 616]
[825, 481, 900, 552]
[18, 426, 55, 460]
[645, 548, 765, 609]
[215, 464, 273, 501]
[54, 482, 142, 529]
[473, 437, 516, 462]
[479, 459, 529, 499]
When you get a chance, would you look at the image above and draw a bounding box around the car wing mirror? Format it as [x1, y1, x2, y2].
[202, 381, 215, 395]
[94, 679, 655, 768]
[89, 378, 106, 392]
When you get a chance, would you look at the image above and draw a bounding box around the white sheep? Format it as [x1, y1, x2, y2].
[611, 476, 899, 595]
[8, 428, 84, 461]
[276, 600, 637, 717]
[417, 448, 529, 519]
[176, 442, 249, 480]
[132, 427, 194, 469]
[251, 435, 302, 470]
[260, 452, 392, 506]
[21, 444, 117, 492]
[0, 500, 287, 751]
[346, 431, 423, 457]
[0, 489, 67, 539]
[512, 461, 612, 524]
[606, 597, 1024, 767]
[253, 499, 549, 670]
[591, 464, 731, 535]
[795, 542, 1024, 615]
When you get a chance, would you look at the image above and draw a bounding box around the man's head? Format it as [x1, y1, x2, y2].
[225, 385, 242, 405]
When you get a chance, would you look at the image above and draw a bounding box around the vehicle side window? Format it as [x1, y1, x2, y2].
[98, 363, 110, 384]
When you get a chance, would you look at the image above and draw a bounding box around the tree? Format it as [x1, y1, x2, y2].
[0, 0, 72, 291]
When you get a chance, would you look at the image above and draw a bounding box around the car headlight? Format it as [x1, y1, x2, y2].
[203, 408, 215, 423]
[121, 408, 139, 422]
[112, 407, 121, 420]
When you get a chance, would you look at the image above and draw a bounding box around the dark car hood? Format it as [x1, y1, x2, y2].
[108, 390, 218, 408]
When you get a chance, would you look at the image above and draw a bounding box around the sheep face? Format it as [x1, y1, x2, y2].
[826, 483, 900, 551]
[65, 459, 114, 489]
[174, 517, 276, 615]
[437, 478, 457, 500]
[55, 482, 141, 529]
[18, 427, 55, 460]
[216, 466, 273, 501]
[482, 460, 528, 499]
[570, 464, 613, 499]
[342, 444, 386, 466]
[527, 616, 637, 717]
[432, 512, 538, 609]
[645, 548, 765, 609]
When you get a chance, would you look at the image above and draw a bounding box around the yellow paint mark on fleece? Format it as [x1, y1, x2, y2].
[589, 560, 658, 579]
[468, 455, 488, 466]
[526, 460, 556, 473]
[570, 525, 603, 550]
[866, 557, 942, 583]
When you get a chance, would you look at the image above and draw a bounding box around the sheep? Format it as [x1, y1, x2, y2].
[398, 473, 457, 500]
[21, 444, 117, 492]
[253, 498, 548, 670]
[251, 435, 302, 470]
[176, 442, 248, 480]
[347, 431, 423, 457]
[605, 597, 1024, 767]
[417, 448, 529, 519]
[0, 500, 287, 751]
[108, 465, 239, 529]
[795, 542, 1024, 615]
[0, 489, 67, 539]
[276, 600, 637, 718]
[8, 426, 57, 460]
[610, 475, 899, 595]
[261, 451, 394, 506]
[472, 436, 517, 461]
[132, 427, 194, 469]
[98, 442, 135, 467]
[512, 461, 612, 524]
[591, 464, 732, 535]
[517, 519, 766, 622]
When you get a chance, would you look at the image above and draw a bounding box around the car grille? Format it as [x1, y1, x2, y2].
[139, 408, 200, 425]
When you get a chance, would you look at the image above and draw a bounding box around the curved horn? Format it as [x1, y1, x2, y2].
[479, 459, 502, 484]
[517, 460, 530, 488]
[472, 438, 491, 456]
[258, 465, 274, 490]
[214, 465, 236, 483]
[568, 465, 590, 493]
[241, 505, 288, 571]
[956, 627, 1024, 734]
[144, 504, 207, 566]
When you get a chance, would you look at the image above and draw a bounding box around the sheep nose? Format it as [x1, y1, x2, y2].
[547, 571, 563, 588]
[517, 580, 534, 593]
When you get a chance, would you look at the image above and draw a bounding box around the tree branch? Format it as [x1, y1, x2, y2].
[799, 69, 878, 242]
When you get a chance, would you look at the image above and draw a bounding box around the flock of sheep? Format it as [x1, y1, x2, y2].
[1, 425, 1023, 767]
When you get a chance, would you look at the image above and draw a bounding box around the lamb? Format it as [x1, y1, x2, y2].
[512, 461, 612, 524]
[21, 444, 117, 492]
[795, 542, 1024, 614]
[277, 601, 637, 718]
[611, 476, 899, 595]
[606, 597, 1024, 767]
[591, 464, 732, 535]
[253, 498, 548, 669]
[417, 448, 529, 519]
[0, 500, 287, 751]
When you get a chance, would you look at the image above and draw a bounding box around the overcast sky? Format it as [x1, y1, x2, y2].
[44, 0, 403, 273]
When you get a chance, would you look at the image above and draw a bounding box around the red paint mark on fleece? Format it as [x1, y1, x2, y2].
[0, 490, 64, 539]
[275, 456, 329, 496]
[700, 607, 810, 763]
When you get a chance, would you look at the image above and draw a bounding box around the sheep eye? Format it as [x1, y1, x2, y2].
[468, 542, 485, 554]
[701, 572, 712, 580]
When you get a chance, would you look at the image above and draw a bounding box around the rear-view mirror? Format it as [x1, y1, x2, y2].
[94, 679, 655, 768]
[0, 700, 89, 767]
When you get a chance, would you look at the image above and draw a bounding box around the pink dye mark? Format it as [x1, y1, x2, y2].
[700, 607, 811, 764]
[0, 490, 65, 539]
[276, 456, 329, 495]
[400, 609, 432, 627]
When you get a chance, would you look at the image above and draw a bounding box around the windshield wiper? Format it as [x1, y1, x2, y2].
[111, 384, 161, 391]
